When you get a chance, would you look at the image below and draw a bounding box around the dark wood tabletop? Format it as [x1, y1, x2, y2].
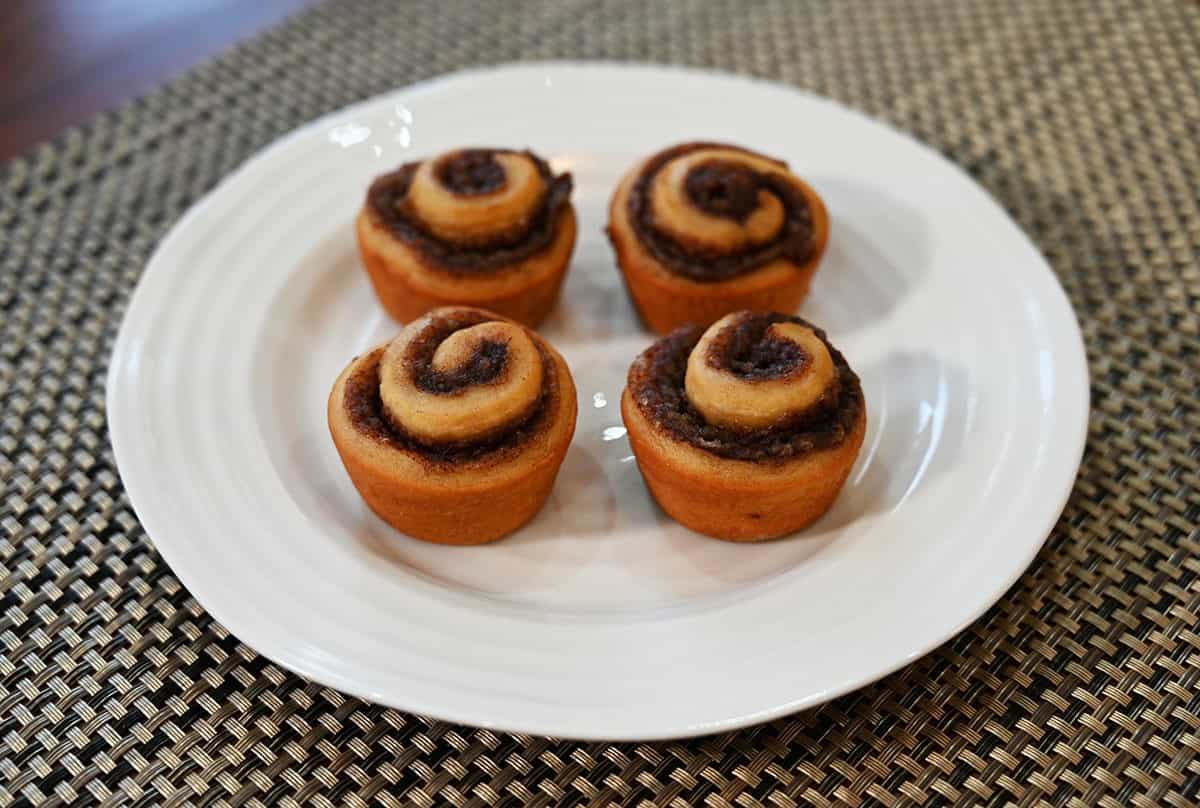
[0, 0, 318, 162]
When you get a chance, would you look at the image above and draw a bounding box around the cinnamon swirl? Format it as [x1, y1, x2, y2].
[357, 149, 577, 327]
[621, 311, 864, 541]
[328, 307, 578, 544]
[607, 142, 828, 333]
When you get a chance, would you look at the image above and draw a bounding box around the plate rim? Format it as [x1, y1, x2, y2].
[107, 61, 1090, 740]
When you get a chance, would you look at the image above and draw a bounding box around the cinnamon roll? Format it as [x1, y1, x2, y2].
[328, 307, 578, 544]
[607, 142, 829, 334]
[621, 311, 864, 541]
[357, 148, 577, 327]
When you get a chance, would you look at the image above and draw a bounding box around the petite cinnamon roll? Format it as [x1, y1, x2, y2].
[328, 307, 577, 544]
[357, 148, 576, 327]
[621, 311, 864, 541]
[607, 142, 829, 334]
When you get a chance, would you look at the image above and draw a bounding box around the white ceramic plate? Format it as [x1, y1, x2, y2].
[108, 63, 1088, 741]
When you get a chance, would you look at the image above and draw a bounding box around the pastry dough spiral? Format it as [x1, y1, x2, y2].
[406, 150, 549, 246]
[620, 311, 865, 541]
[625, 144, 817, 282]
[357, 149, 576, 327]
[327, 307, 578, 544]
[607, 142, 829, 334]
[685, 315, 836, 430]
[379, 316, 545, 446]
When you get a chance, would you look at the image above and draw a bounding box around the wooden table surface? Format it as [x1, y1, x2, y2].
[0, 0, 318, 162]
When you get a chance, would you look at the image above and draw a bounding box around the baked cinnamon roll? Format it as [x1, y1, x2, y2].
[328, 307, 577, 544]
[608, 142, 828, 334]
[357, 149, 576, 327]
[621, 311, 864, 541]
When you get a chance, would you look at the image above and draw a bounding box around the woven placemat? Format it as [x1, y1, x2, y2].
[2, 0, 1198, 804]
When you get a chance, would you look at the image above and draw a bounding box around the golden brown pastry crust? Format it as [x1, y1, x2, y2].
[607, 142, 829, 334]
[621, 311, 864, 541]
[328, 307, 577, 544]
[357, 149, 577, 328]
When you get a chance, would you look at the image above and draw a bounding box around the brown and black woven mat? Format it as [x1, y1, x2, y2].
[2, 0, 1198, 805]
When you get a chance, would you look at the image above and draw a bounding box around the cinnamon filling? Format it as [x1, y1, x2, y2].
[344, 313, 558, 462]
[628, 313, 862, 462]
[366, 149, 573, 272]
[625, 142, 814, 282]
[684, 160, 762, 222]
[703, 315, 808, 380]
[404, 315, 512, 394]
[434, 149, 506, 195]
